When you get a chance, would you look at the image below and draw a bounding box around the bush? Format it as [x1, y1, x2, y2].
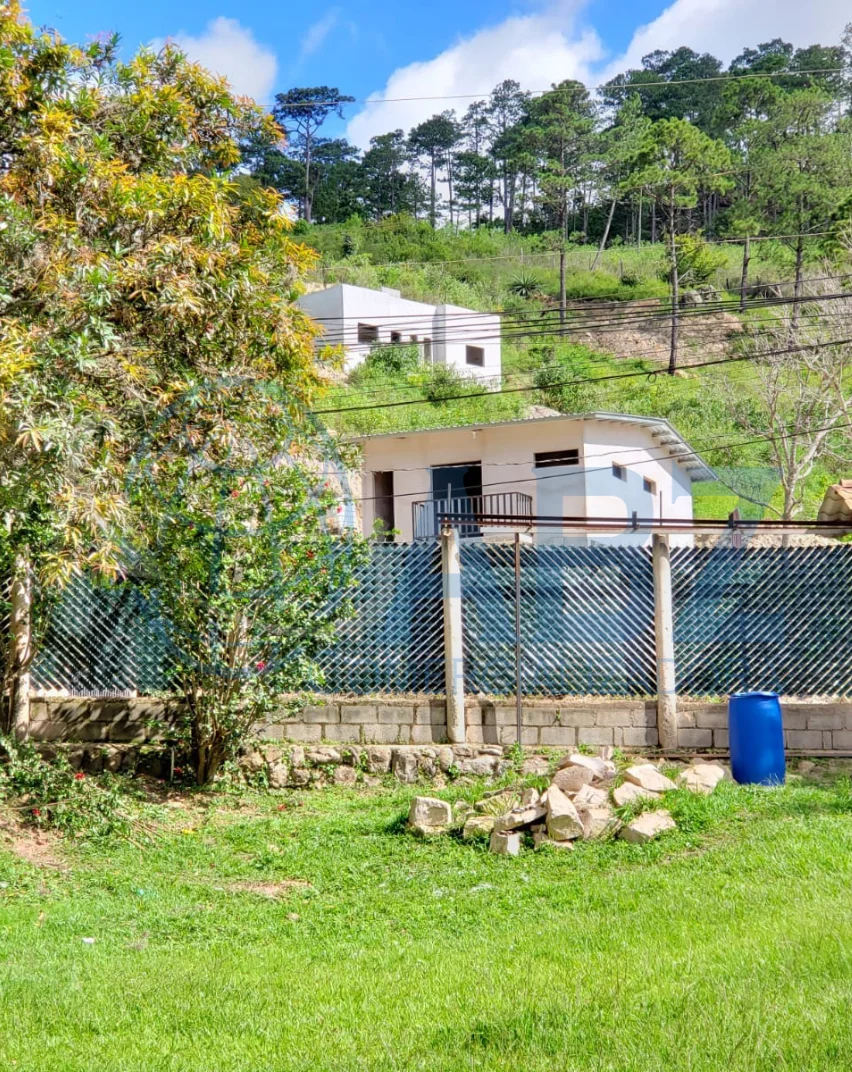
[0, 736, 136, 839]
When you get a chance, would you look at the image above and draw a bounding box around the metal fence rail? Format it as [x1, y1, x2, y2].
[460, 543, 657, 697]
[672, 545, 852, 698]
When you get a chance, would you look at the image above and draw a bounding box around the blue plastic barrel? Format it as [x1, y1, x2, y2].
[728, 691, 786, 786]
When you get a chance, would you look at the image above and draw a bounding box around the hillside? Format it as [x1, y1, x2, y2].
[302, 221, 852, 521]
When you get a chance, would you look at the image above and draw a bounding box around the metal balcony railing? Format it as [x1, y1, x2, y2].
[412, 492, 533, 541]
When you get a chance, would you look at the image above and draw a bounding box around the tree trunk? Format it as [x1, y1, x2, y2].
[304, 135, 313, 224]
[637, 193, 643, 249]
[592, 198, 617, 270]
[559, 248, 566, 327]
[3, 555, 31, 739]
[447, 155, 454, 228]
[651, 201, 657, 244]
[430, 155, 437, 227]
[739, 234, 751, 313]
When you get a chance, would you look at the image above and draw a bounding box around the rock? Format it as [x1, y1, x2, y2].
[520, 788, 540, 807]
[533, 827, 575, 851]
[268, 763, 289, 789]
[463, 815, 496, 839]
[551, 765, 594, 795]
[624, 764, 677, 794]
[417, 757, 437, 779]
[573, 784, 609, 808]
[436, 747, 455, 773]
[475, 788, 521, 816]
[408, 796, 452, 836]
[480, 746, 503, 757]
[619, 809, 676, 844]
[492, 804, 548, 831]
[288, 746, 305, 768]
[287, 768, 311, 788]
[458, 756, 498, 778]
[557, 754, 615, 782]
[543, 785, 584, 841]
[102, 747, 124, 773]
[392, 751, 418, 784]
[797, 759, 816, 774]
[332, 765, 357, 786]
[612, 781, 659, 807]
[521, 756, 550, 777]
[454, 800, 475, 819]
[578, 805, 619, 840]
[341, 747, 362, 767]
[678, 762, 726, 795]
[306, 747, 341, 766]
[489, 830, 521, 856]
[365, 747, 391, 775]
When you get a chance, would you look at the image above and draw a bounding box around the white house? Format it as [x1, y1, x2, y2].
[354, 412, 715, 547]
[296, 283, 501, 381]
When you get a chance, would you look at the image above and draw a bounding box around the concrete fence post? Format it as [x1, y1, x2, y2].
[440, 526, 466, 744]
[652, 533, 678, 749]
[9, 555, 32, 740]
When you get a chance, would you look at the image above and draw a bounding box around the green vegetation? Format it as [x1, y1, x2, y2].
[4, 772, 852, 1069]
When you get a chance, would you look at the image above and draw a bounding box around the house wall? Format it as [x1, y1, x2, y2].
[297, 286, 500, 380]
[360, 418, 696, 546]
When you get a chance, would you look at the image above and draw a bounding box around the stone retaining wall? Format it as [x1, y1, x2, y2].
[26, 695, 852, 753]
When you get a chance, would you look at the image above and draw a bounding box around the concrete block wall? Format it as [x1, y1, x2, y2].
[25, 695, 852, 753]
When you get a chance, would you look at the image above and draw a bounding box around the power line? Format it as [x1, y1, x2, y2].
[261, 68, 851, 109]
[315, 333, 852, 416]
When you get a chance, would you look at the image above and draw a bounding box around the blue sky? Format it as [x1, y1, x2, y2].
[25, 0, 848, 145]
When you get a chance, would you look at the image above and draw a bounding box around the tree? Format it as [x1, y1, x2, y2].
[487, 80, 531, 232]
[725, 297, 852, 520]
[360, 130, 419, 219]
[626, 118, 733, 372]
[527, 81, 597, 322]
[272, 87, 354, 223]
[748, 88, 852, 330]
[0, 5, 328, 732]
[593, 94, 652, 266]
[408, 111, 460, 226]
[130, 383, 365, 783]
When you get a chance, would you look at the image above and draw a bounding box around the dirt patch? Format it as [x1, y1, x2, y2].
[579, 310, 743, 365]
[226, 879, 312, 899]
[0, 811, 67, 870]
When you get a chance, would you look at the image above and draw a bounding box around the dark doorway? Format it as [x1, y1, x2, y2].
[373, 471, 395, 540]
[431, 462, 482, 536]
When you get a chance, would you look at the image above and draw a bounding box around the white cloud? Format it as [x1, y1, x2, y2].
[603, 0, 849, 78]
[346, 0, 849, 147]
[299, 10, 341, 61]
[162, 17, 278, 103]
[346, 1, 604, 147]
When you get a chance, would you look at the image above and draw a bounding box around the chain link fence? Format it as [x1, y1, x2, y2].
[5, 541, 852, 701]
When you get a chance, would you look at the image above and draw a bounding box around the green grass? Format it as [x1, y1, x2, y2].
[3, 772, 852, 1070]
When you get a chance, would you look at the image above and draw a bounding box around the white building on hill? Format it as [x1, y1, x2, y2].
[354, 412, 714, 547]
[297, 283, 501, 381]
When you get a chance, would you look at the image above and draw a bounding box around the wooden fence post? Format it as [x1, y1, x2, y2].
[652, 533, 678, 749]
[440, 526, 466, 744]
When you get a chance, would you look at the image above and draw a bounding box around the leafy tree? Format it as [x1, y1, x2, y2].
[408, 111, 461, 226]
[626, 118, 733, 371]
[272, 87, 354, 222]
[527, 81, 597, 321]
[0, 5, 331, 732]
[602, 48, 724, 134]
[487, 80, 531, 232]
[594, 94, 652, 265]
[360, 130, 420, 219]
[130, 383, 365, 783]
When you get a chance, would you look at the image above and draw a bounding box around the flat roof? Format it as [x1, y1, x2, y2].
[351, 412, 716, 482]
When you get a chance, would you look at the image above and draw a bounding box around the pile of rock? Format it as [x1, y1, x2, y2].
[407, 753, 727, 853]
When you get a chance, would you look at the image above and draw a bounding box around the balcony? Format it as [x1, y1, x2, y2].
[412, 492, 533, 541]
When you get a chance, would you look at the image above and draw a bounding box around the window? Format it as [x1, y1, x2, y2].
[643, 477, 657, 495]
[465, 345, 485, 367]
[423, 337, 432, 361]
[390, 331, 402, 344]
[357, 323, 379, 345]
[534, 448, 579, 469]
[612, 463, 627, 481]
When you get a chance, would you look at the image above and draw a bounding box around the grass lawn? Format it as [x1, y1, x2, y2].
[3, 770, 852, 1071]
